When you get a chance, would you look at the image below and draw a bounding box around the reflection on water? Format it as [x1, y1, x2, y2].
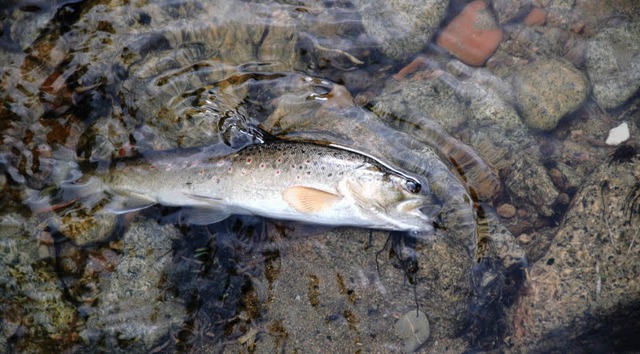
[1, 0, 639, 352]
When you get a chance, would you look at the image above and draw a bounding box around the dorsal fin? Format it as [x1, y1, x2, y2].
[282, 186, 342, 213]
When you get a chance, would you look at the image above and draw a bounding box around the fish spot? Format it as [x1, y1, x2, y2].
[260, 163, 265, 169]
[241, 170, 246, 176]
[246, 158, 252, 164]
[277, 158, 283, 163]
[199, 170, 204, 175]
[306, 171, 311, 175]
[149, 165, 157, 170]
[276, 170, 281, 175]
[328, 173, 333, 177]
[227, 167, 233, 173]
[298, 165, 303, 170]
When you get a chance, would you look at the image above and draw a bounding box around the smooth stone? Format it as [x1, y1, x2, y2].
[354, 0, 449, 60]
[605, 122, 630, 146]
[437, 0, 503, 66]
[395, 310, 430, 352]
[497, 203, 517, 218]
[512, 57, 588, 131]
[523, 7, 547, 26]
[586, 21, 640, 109]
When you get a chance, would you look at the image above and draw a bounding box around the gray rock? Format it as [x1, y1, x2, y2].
[508, 154, 640, 351]
[0, 214, 79, 351]
[247, 228, 471, 353]
[492, 0, 532, 24]
[80, 219, 185, 350]
[512, 57, 588, 131]
[354, 0, 449, 60]
[586, 21, 640, 109]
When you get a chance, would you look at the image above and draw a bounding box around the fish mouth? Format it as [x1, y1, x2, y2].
[397, 200, 441, 219]
[418, 205, 441, 219]
[386, 199, 441, 231]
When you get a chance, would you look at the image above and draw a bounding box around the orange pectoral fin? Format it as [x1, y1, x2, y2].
[282, 186, 342, 213]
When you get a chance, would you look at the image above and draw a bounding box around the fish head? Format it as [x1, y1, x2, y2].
[342, 166, 441, 231]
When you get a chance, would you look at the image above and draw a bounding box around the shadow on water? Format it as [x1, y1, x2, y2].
[159, 215, 277, 352]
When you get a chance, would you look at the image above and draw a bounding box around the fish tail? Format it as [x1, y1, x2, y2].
[27, 176, 107, 215]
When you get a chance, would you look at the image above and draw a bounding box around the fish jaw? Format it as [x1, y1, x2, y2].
[338, 173, 440, 232]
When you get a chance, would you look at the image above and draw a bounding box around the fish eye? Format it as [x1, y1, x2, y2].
[405, 180, 421, 194]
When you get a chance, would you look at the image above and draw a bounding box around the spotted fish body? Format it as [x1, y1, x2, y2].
[71, 141, 439, 231]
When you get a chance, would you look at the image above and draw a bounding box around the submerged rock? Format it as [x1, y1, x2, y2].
[0, 214, 80, 352]
[512, 57, 588, 131]
[79, 219, 185, 351]
[437, 0, 504, 66]
[252, 228, 471, 353]
[376, 59, 559, 216]
[586, 20, 640, 109]
[492, 0, 533, 24]
[354, 0, 448, 60]
[509, 154, 640, 351]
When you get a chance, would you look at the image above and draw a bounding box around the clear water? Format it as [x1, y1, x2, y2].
[1, 0, 639, 352]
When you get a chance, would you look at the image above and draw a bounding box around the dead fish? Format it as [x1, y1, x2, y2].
[31, 140, 440, 231]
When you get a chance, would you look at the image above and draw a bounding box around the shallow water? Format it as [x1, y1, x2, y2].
[1, 0, 639, 352]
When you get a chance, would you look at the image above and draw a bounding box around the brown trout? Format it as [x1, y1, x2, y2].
[33, 141, 440, 231]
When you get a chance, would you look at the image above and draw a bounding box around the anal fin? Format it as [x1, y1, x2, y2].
[174, 207, 231, 225]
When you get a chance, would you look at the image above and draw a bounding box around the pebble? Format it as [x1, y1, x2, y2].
[512, 57, 588, 131]
[605, 122, 630, 146]
[437, 0, 503, 66]
[549, 168, 565, 189]
[523, 8, 547, 26]
[497, 203, 517, 218]
[436, 0, 503, 66]
[517, 233, 532, 244]
[586, 21, 640, 109]
[394, 310, 430, 352]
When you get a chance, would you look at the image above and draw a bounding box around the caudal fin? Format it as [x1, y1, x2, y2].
[26, 177, 107, 215]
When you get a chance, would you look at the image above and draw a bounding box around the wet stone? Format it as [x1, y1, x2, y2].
[437, 0, 504, 66]
[509, 152, 640, 351]
[354, 0, 449, 60]
[523, 7, 547, 26]
[0, 214, 80, 350]
[586, 20, 640, 109]
[512, 57, 588, 131]
[376, 60, 559, 216]
[79, 218, 185, 350]
[497, 203, 517, 218]
[395, 310, 430, 352]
